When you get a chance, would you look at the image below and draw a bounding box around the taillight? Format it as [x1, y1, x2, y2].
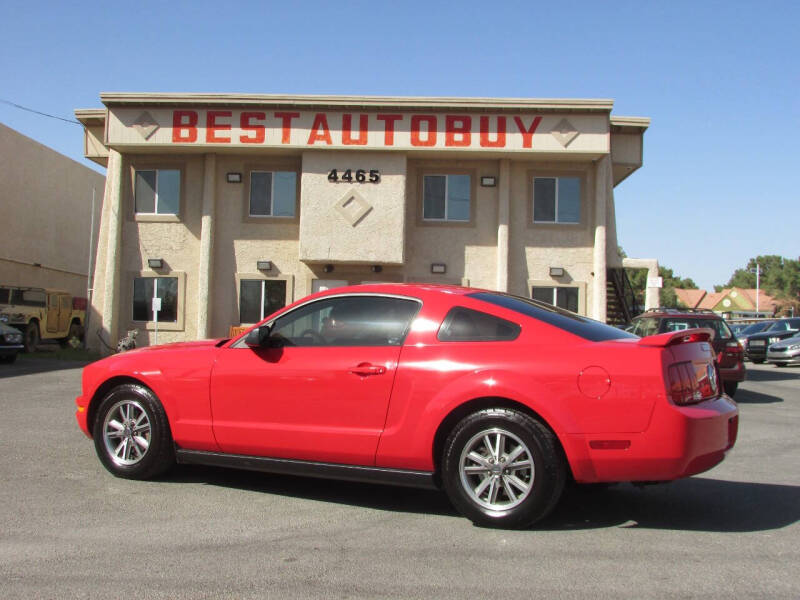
[668, 361, 718, 405]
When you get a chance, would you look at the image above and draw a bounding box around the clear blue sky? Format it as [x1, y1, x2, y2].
[2, 0, 796, 290]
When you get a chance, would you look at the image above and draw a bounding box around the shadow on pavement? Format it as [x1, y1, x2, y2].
[745, 366, 800, 383]
[545, 478, 800, 533]
[162, 466, 799, 532]
[0, 356, 90, 378]
[163, 464, 459, 518]
[733, 388, 784, 404]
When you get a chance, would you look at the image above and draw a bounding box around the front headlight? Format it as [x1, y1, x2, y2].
[3, 333, 22, 344]
[769, 337, 780, 344]
[788, 344, 800, 352]
[0, 314, 8, 323]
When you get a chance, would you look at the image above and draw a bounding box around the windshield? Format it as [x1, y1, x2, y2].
[740, 322, 770, 335]
[662, 318, 733, 340]
[468, 292, 637, 342]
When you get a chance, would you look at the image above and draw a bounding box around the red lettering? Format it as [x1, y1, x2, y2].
[377, 114, 402, 145]
[480, 116, 507, 148]
[274, 112, 299, 144]
[172, 110, 198, 143]
[513, 116, 543, 148]
[240, 112, 266, 144]
[206, 111, 232, 143]
[307, 113, 332, 145]
[445, 115, 472, 147]
[410, 115, 437, 147]
[342, 113, 369, 145]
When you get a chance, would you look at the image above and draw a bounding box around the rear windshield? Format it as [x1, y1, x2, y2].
[632, 315, 733, 340]
[739, 322, 771, 335]
[468, 292, 637, 342]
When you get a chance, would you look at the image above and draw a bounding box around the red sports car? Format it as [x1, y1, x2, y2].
[76, 285, 738, 528]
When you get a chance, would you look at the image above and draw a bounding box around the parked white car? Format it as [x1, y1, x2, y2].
[766, 333, 800, 367]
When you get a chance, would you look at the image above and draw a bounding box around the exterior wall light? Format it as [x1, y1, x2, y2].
[431, 263, 447, 274]
[480, 176, 497, 187]
[256, 260, 272, 271]
[549, 267, 565, 277]
[148, 258, 164, 269]
[226, 173, 242, 183]
[371, 265, 383, 273]
[323, 264, 334, 273]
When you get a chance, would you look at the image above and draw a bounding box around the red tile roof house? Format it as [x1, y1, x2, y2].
[674, 288, 778, 318]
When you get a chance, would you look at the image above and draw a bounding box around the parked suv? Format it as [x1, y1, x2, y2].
[629, 309, 745, 396]
[0, 286, 86, 352]
[745, 318, 800, 364]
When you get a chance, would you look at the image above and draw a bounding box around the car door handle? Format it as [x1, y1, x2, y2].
[349, 364, 387, 376]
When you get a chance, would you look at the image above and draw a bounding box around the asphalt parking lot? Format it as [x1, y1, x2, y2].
[0, 359, 798, 599]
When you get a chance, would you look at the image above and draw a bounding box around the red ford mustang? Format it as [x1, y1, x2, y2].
[76, 285, 738, 528]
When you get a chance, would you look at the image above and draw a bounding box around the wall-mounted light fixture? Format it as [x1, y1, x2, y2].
[323, 264, 334, 273]
[431, 263, 447, 274]
[257, 260, 272, 271]
[549, 267, 565, 277]
[226, 172, 242, 183]
[148, 258, 164, 270]
[371, 265, 383, 273]
[480, 176, 497, 187]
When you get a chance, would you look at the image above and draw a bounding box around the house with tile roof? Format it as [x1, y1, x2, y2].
[675, 287, 777, 318]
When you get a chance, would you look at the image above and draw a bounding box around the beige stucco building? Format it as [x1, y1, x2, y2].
[75, 93, 651, 351]
[0, 122, 104, 297]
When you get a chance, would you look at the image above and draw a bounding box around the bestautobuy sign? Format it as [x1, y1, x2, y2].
[107, 108, 608, 153]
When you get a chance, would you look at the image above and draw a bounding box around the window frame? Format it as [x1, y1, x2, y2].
[532, 176, 582, 224]
[528, 280, 586, 315]
[234, 273, 294, 325]
[127, 270, 186, 331]
[418, 169, 476, 227]
[247, 170, 299, 219]
[242, 161, 300, 224]
[526, 168, 588, 229]
[129, 161, 185, 223]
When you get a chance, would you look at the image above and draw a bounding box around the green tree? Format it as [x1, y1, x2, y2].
[723, 255, 800, 315]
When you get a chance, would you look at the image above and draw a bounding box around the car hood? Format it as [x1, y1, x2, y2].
[748, 330, 798, 342]
[121, 339, 224, 355]
[770, 336, 800, 349]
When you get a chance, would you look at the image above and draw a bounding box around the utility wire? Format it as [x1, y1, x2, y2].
[0, 98, 82, 125]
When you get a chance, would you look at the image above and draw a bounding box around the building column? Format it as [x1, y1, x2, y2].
[592, 155, 612, 321]
[101, 148, 124, 348]
[495, 159, 511, 292]
[196, 153, 216, 338]
[623, 258, 661, 310]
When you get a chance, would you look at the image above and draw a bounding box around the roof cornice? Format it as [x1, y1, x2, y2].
[98, 92, 615, 113]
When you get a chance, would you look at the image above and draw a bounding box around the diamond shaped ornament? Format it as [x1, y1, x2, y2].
[551, 118, 579, 148]
[334, 189, 372, 227]
[132, 111, 160, 140]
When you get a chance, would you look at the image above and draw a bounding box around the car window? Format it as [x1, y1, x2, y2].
[663, 318, 733, 340]
[469, 292, 636, 342]
[438, 307, 520, 342]
[631, 317, 660, 337]
[269, 295, 420, 347]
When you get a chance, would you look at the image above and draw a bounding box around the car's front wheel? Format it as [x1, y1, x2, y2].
[723, 381, 738, 396]
[93, 384, 175, 479]
[442, 408, 566, 529]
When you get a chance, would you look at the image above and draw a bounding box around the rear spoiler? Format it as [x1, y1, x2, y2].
[638, 327, 715, 348]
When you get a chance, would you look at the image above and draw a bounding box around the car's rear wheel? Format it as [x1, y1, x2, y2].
[442, 408, 566, 529]
[752, 359, 765, 364]
[723, 381, 738, 396]
[93, 384, 175, 479]
[24, 322, 39, 353]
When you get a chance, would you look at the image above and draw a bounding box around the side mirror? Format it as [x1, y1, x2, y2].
[244, 324, 271, 348]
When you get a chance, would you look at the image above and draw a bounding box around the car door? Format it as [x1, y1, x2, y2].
[209, 294, 420, 466]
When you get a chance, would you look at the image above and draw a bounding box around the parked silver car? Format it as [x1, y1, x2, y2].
[766, 333, 800, 367]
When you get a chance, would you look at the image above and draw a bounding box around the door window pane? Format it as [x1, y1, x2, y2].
[532, 286, 554, 304]
[250, 172, 272, 216]
[240, 279, 288, 324]
[133, 278, 154, 321]
[423, 175, 446, 219]
[556, 287, 579, 312]
[132, 277, 178, 322]
[135, 170, 156, 214]
[557, 177, 580, 223]
[447, 175, 471, 221]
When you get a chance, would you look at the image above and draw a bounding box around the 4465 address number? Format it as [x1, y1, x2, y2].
[328, 169, 380, 183]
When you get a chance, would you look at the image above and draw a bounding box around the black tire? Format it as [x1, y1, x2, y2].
[24, 321, 39, 353]
[93, 384, 175, 480]
[60, 321, 83, 347]
[723, 381, 738, 397]
[752, 359, 765, 364]
[774, 363, 787, 368]
[442, 408, 566, 529]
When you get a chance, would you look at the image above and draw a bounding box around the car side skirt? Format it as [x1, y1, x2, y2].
[175, 449, 439, 490]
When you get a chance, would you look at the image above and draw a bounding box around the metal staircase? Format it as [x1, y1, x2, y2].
[606, 268, 641, 326]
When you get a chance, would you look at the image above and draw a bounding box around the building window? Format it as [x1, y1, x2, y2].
[249, 171, 297, 217]
[135, 169, 180, 215]
[239, 279, 288, 324]
[423, 174, 470, 221]
[132, 277, 178, 322]
[532, 286, 579, 313]
[533, 177, 580, 224]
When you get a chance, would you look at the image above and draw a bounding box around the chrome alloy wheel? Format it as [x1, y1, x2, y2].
[102, 400, 151, 466]
[459, 428, 535, 511]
